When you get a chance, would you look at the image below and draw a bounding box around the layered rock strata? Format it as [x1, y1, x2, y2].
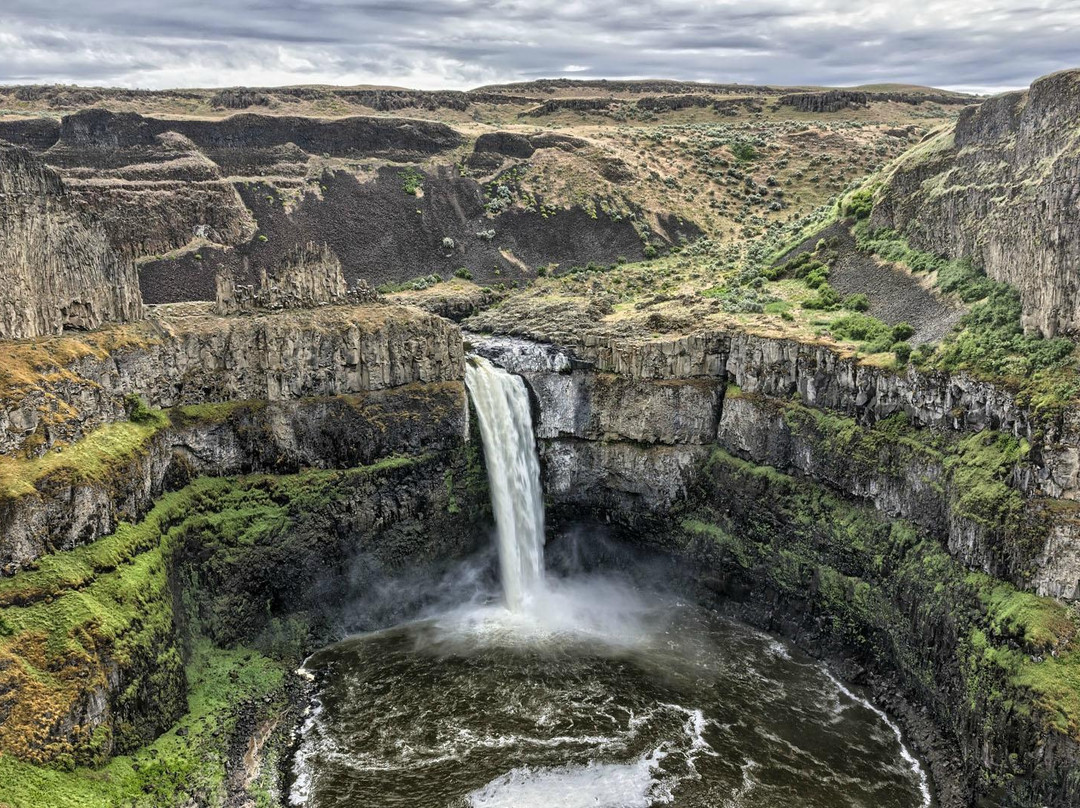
[0, 144, 142, 339]
[873, 69, 1080, 337]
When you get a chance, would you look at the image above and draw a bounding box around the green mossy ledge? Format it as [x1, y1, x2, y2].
[668, 449, 1080, 807]
[717, 384, 1077, 596]
[0, 380, 468, 575]
[0, 443, 489, 807]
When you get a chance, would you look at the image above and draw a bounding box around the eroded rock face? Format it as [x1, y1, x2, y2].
[873, 69, 1080, 337]
[214, 241, 379, 314]
[0, 304, 464, 457]
[0, 145, 142, 339]
[0, 383, 468, 575]
[473, 335, 723, 512]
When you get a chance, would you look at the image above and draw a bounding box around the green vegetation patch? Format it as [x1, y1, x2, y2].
[399, 167, 423, 196]
[377, 273, 443, 294]
[0, 405, 169, 501]
[680, 448, 1080, 753]
[0, 640, 285, 808]
[0, 454, 425, 774]
[852, 221, 1078, 390]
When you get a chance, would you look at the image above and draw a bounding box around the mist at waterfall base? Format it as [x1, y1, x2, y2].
[289, 358, 931, 808]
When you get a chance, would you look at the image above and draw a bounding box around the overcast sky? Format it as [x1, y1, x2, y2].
[0, 1, 1077, 94]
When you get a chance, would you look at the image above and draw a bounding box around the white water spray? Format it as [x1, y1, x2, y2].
[465, 356, 546, 612]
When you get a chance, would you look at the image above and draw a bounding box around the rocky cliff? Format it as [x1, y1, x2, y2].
[873, 69, 1080, 337]
[0, 302, 462, 459]
[479, 329, 1080, 599]
[0, 144, 142, 339]
[213, 241, 379, 314]
[0, 301, 482, 776]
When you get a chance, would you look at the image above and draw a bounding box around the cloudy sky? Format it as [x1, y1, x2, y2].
[0, 1, 1077, 93]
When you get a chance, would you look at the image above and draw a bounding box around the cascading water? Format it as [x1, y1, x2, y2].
[464, 356, 546, 611]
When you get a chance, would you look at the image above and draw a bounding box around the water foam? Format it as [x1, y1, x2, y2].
[825, 671, 932, 808]
[288, 696, 326, 806]
[468, 702, 716, 808]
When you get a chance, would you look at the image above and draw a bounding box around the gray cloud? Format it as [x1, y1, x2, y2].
[0, 0, 1077, 92]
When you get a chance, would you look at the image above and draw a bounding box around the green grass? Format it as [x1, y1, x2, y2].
[170, 400, 265, 425]
[970, 572, 1077, 652]
[946, 431, 1029, 528]
[0, 409, 169, 500]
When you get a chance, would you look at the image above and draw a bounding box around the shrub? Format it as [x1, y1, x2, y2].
[442, 237, 456, 250]
[892, 322, 915, 342]
[400, 168, 423, 196]
[453, 267, 472, 280]
[843, 188, 874, 219]
[842, 293, 870, 312]
[802, 283, 841, 310]
[828, 312, 894, 352]
[892, 342, 912, 363]
[730, 140, 757, 162]
[804, 264, 830, 289]
[643, 244, 658, 259]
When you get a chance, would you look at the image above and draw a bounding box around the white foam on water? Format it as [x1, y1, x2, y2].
[288, 695, 326, 806]
[467, 749, 669, 808]
[721, 758, 760, 808]
[825, 671, 932, 808]
[468, 701, 715, 808]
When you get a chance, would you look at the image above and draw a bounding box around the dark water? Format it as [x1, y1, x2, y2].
[290, 575, 930, 808]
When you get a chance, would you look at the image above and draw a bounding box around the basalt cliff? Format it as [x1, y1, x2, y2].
[873, 69, 1080, 338]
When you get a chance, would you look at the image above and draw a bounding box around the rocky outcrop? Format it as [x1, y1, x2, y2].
[0, 144, 142, 339]
[49, 109, 463, 169]
[873, 69, 1080, 337]
[780, 89, 976, 113]
[0, 117, 61, 149]
[214, 241, 379, 314]
[0, 447, 486, 767]
[473, 335, 721, 512]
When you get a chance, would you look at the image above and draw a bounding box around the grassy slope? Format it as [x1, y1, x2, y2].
[0, 641, 285, 808]
[0, 454, 425, 806]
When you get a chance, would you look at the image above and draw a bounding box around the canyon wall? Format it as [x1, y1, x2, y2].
[477, 330, 1080, 601]
[0, 303, 462, 458]
[0, 144, 142, 339]
[0, 302, 482, 769]
[873, 69, 1080, 337]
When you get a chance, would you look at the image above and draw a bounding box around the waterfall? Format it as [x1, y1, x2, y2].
[465, 356, 545, 612]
